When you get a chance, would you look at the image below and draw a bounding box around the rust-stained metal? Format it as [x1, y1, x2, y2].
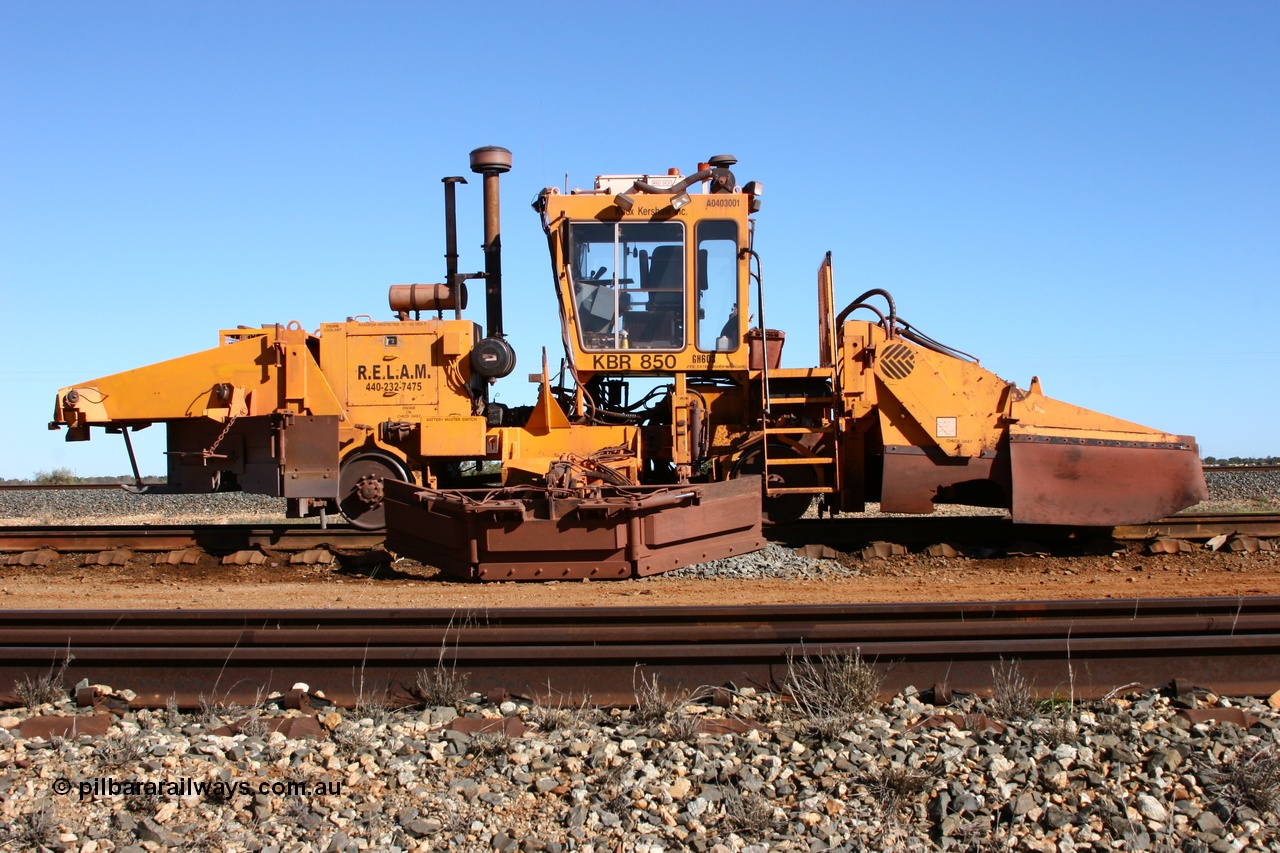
[155, 548, 203, 565]
[83, 549, 133, 566]
[2, 597, 1279, 709]
[1115, 513, 1280, 541]
[0, 511, 1276, 563]
[1176, 707, 1259, 728]
[17, 714, 116, 739]
[861, 541, 908, 559]
[2, 549, 58, 566]
[288, 548, 335, 565]
[1009, 434, 1208, 526]
[448, 717, 528, 738]
[0, 524, 387, 554]
[383, 475, 765, 581]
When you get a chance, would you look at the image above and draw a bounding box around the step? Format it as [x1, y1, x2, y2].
[768, 396, 833, 405]
[763, 426, 835, 435]
[764, 457, 835, 466]
[766, 486, 837, 495]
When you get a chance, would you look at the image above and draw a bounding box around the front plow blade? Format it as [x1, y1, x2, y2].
[1010, 434, 1207, 526]
[383, 476, 765, 581]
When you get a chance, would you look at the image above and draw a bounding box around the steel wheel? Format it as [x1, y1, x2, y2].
[730, 441, 816, 525]
[338, 451, 410, 530]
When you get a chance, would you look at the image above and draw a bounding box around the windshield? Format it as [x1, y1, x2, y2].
[569, 221, 685, 351]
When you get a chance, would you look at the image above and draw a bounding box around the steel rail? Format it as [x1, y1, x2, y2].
[0, 524, 379, 553]
[0, 483, 150, 492]
[2, 513, 1277, 555]
[2, 597, 1278, 707]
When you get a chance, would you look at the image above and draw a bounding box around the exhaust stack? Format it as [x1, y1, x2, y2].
[470, 146, 511, 340]
[468, 146, 516, 379]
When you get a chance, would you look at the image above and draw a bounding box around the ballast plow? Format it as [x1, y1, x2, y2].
[842, 298, 1206, 526]
[384, 475, 763, 581]
[48, 147, 1207, 579]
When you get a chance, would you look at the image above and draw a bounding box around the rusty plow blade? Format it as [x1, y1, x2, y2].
[1009, 434, 1207, 526]
[383, 476, 765, 581]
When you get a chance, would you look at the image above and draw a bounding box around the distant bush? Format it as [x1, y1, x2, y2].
[0, 472, 165, 486]
[1203, 456, 1279, 466]
[33, 468, 77, 485]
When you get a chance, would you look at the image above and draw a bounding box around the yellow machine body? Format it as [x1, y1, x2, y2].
[51, 147, 1206, 550]
[535, 162, 1206, 526]
[52, 315, 638, 528]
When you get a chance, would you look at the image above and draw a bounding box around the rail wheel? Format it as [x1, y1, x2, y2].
[338, 451, 410, 530]
[731, 441, 817, 525]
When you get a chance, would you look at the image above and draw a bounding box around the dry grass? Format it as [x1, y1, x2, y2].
[527, 690, 596, 733]
[471, 732, 512, 761]
[860, 761, 936, 819]
[988, 659, 1035, 721]
[331, 723, 376, 761]
[237, 712, 271, 740]
[13, 650, 74, 708]
[784, 646, 883, 739]
[631, 667, 702, 737]
[96, 730, 147, 768]
[1216, 742, 1280, 817]
[665, 710, 702, 742]
[720, 787, 775, 838]
[18, 801, 59, 848]
[631, 668, 684, 727]
[353, 692, 394, 727]
[415, 640, 468, 707]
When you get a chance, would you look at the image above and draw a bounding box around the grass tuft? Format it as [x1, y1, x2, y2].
[631, 667, 689, 729]
[97, 730, 146, 768]
[1219, 742, 1280, 817]
[784, 646, 882, 739]
[414, 641, 468, 708]
[13, 650, 74, 708]
[988, 659, 1035, 721]
[860, 761, 936, 819]
[720, 787, 774, 837]
[527, 690, 595, 733]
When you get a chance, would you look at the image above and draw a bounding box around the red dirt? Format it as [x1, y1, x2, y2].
[2, 546, 1277, 610]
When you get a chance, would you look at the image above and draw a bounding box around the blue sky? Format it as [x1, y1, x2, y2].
[2, 2, 1276, 478]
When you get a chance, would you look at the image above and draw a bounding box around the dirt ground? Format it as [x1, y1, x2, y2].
[2, 544, 1278, 610]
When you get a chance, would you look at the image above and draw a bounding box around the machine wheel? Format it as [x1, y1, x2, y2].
[338, 451, 410, 530]
[731, 441, 817, 525]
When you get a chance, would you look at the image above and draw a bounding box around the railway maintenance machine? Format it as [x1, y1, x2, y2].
[50, 147, 1208, 580]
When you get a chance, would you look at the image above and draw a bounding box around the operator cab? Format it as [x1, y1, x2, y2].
[538, 157, 758, 375]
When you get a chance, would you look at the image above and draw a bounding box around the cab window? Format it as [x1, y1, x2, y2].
[696, 220, 740, 352]
[569, 221, 685, 351]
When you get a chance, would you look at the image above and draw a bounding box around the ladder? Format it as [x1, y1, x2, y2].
[761, 391, 839, 498]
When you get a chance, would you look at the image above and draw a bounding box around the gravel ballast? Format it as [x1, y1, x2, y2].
[0, 468, 1274, 529]
[2, 682, 1278, 852]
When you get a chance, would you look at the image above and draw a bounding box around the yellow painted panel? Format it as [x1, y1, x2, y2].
[418, 417, 487, 457]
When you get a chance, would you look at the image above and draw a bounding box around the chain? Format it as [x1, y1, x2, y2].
[205, 415, 239, 457]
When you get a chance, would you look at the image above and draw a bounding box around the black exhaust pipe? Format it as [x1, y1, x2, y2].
[442, 175, 466, 320]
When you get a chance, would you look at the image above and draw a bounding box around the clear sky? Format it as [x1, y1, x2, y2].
[2, 2, 1276, 479]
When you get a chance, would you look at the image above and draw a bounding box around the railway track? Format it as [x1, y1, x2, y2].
[1, 512, 1277, 555]
[2, 598, 1278, 708]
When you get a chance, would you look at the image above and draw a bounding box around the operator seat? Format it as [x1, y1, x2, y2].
[630, 245, 683, 346]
